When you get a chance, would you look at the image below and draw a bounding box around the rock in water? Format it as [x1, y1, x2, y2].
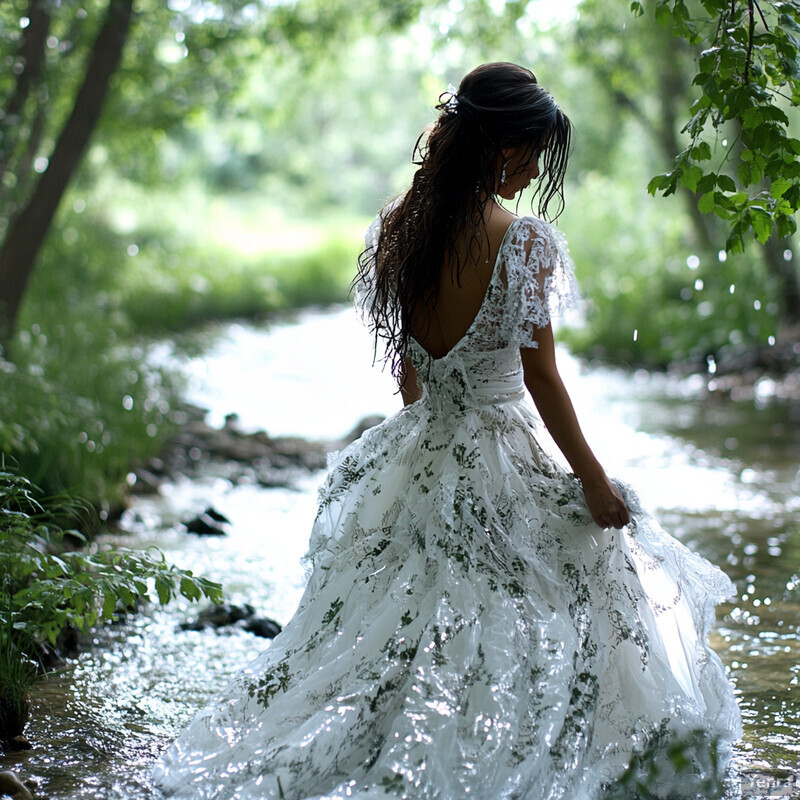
[183, 508, 230, 536]
[242, 616, 282, 639]
[203, 507, 231, 524]
[180, 604, 282, 638]
[180, 603, 256, 630]
[0, 770, 34, 799]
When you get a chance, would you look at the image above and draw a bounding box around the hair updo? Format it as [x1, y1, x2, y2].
[355, 62, 571, 381]
[433, 63, 570, 218]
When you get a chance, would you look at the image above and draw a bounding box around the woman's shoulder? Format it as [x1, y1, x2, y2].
[500, 215, 580, 337]
[506, 214, 563, 244]
[500, 215, 570, 266]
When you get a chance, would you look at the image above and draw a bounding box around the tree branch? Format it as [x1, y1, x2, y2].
[0, 0, 50, 183]
[744, 0, 755, 85]
[754, 0, 769, 31]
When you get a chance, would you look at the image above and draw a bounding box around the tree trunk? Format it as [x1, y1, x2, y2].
[653, 28, 721, 255]
[0, 0, 134, 345]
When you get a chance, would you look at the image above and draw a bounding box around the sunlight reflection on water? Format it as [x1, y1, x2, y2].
[181, 306, 768, 519]
[182, 307, 399, 440]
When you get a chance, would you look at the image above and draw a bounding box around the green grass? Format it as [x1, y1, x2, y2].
[0, 612, 35, 743]
[120, 232, 358, 332]
[26, 181, 366, 335]
[1, 322, 181, 512]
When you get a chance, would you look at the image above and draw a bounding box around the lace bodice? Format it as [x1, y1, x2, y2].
[355, 210, 580, 413]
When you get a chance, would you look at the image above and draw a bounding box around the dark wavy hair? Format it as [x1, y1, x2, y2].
[355, 62, 571, 381]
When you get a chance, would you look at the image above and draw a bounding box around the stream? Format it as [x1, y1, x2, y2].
[4, 306, 799, 799]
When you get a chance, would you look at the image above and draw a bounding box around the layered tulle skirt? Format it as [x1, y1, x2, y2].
[153, 397, 741, 799]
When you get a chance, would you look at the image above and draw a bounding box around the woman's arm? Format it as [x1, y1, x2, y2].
[400, 357, 423, 406]
[521, 323, 629, 529]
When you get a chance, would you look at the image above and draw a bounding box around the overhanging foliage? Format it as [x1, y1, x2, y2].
[638, 0, 800, 251]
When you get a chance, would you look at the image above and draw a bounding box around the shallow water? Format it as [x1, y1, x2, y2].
[5, 307, 799, 798]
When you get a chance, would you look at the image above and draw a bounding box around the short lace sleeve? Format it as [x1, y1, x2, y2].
[352, 215, 380, 325]
[352, 195, 404, 326]
[501, 216, 580, 349]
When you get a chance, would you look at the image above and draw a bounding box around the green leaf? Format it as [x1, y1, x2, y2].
[741, 107, 764, 129]
[49, 555, 70, 575]
[118, 586, 135, 607]
[764, 105, 791, 125]
[738, 162, 753, 185]
[730, 191, 750, 208]
[198, 577, 224, 604]
[155, 575, 172, 605]
[713, 191, 734, 210]
[697, 173, 717, 193]
[44, 622, 59, 646]
[102, 590, 117, 620]
[770, 178, 792, 198]
[717, 174, 736, 192]
[698, 192, 715, 213]
[680, 165, 704, 193]
[726, 230, 745, 254]
[752, 210, 773, 244]
[691, 141, 712, 161]
[781, 161, 800, 180]
[655, 2, 672, 26]
[180, 576, 202, 602]
[647, 174, 669, 195]
[777, 214, 798, 238]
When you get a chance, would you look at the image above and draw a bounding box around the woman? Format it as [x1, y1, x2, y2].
[154, 63, 741, 799]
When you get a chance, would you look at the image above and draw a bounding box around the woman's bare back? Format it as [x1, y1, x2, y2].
[411, 203, 517, 359]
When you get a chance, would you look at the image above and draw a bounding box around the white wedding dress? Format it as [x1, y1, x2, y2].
[153, 214, 742, 800]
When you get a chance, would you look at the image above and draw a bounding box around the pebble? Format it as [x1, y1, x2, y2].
[183, 508, 230, 536]
[180, 604, 282, 639]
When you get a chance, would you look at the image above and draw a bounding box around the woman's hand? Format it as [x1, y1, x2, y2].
[579, 473, 630, 530]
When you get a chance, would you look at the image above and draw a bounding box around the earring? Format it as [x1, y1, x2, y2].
[501, 160, 508, 185]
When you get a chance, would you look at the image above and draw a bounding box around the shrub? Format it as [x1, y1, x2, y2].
[0, 459, 223, 745]
[0, 319, 182, 511]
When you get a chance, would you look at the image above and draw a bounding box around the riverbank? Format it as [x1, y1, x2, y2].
[126, 403, 383, 497]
